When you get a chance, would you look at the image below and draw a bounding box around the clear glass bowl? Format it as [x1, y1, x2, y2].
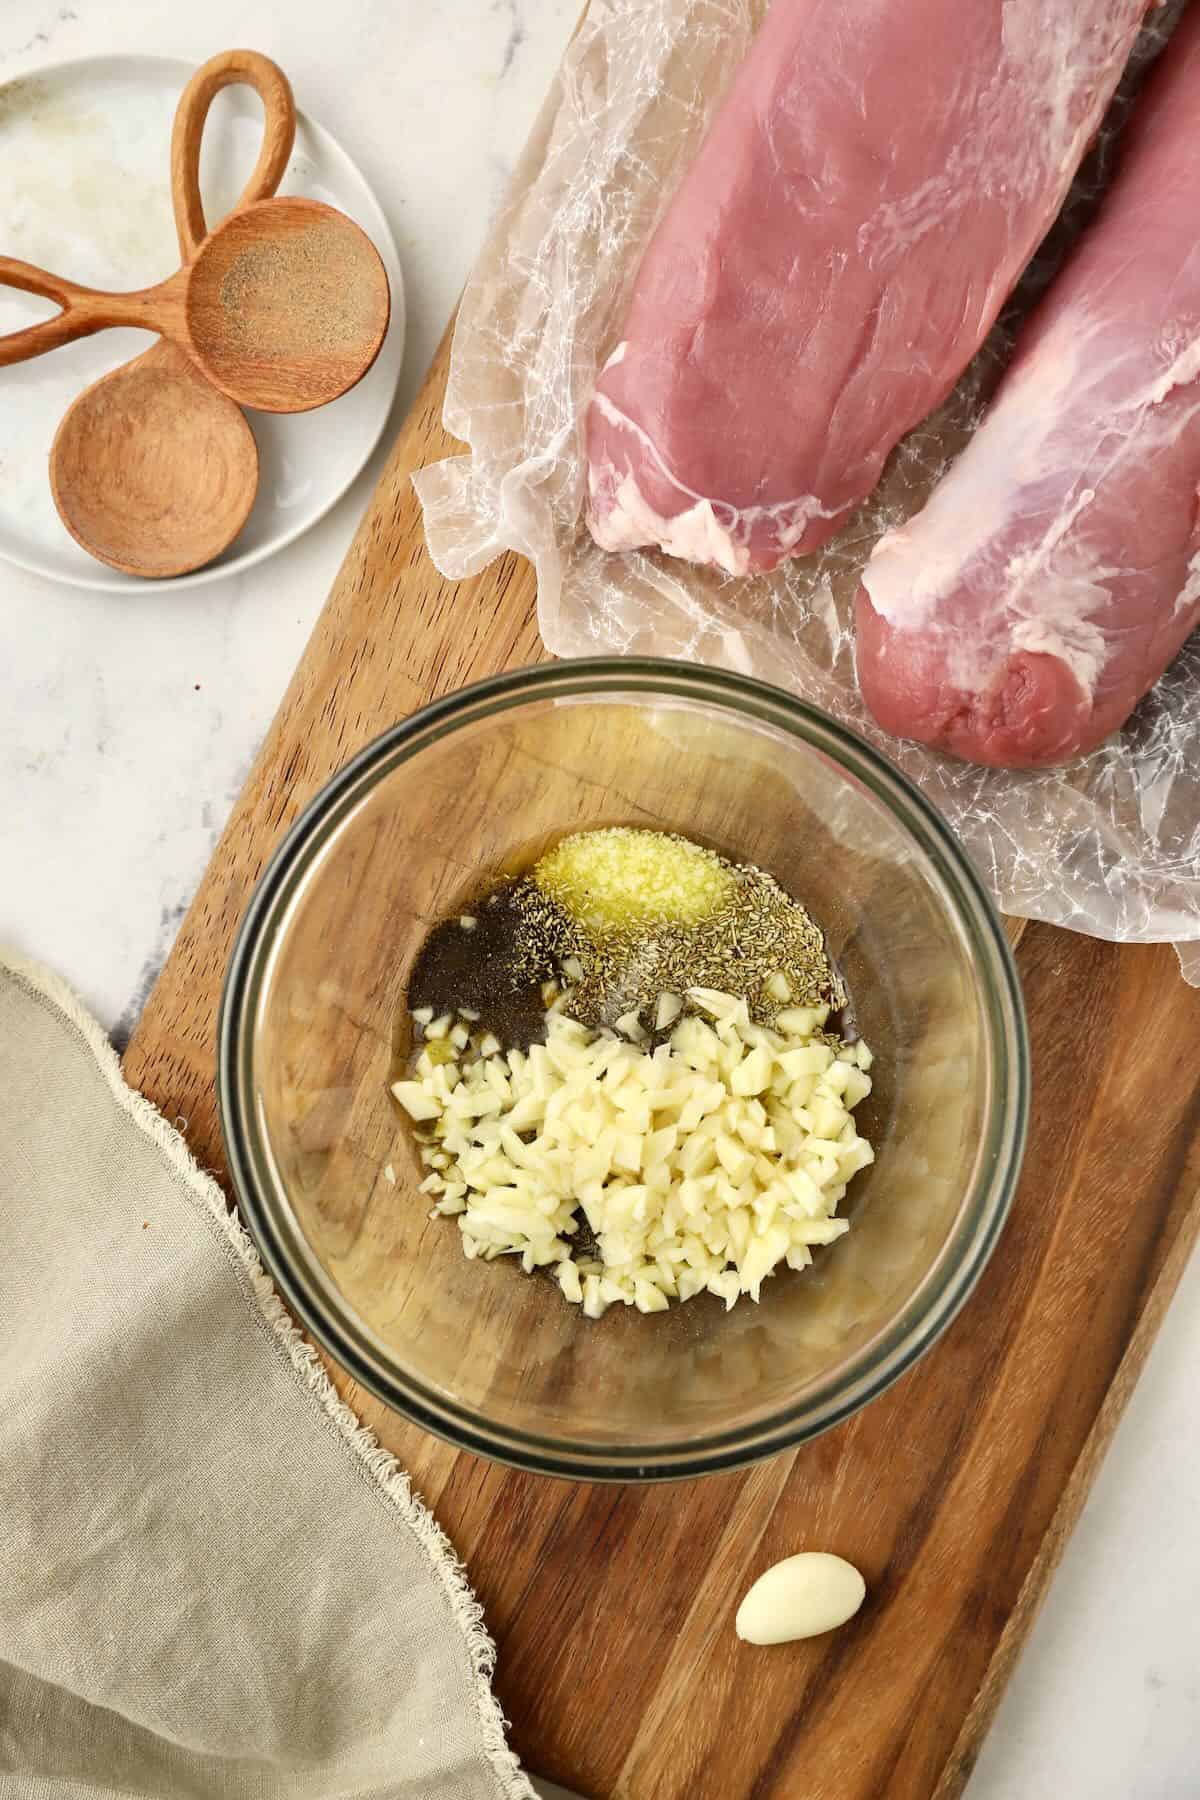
[219, 659, 1028, 1480]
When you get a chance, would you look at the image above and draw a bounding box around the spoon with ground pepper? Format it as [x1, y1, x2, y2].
[0, 61, 389, 419]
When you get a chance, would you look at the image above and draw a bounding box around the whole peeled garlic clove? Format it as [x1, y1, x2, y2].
[735, 1552, 866, 1645]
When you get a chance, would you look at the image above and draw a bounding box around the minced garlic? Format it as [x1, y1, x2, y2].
[392, 986, 874, 1318]
[534, 827, 734, 935]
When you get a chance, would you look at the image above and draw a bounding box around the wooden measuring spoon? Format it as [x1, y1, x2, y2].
[16, 50, 297, 578]
[50, 348, 259, 577]
[0, 107, 389, 414]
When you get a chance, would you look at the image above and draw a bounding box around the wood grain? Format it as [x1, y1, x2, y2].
[184, 195, 391, 414]
[169, 49, 296, 262]
[49, 341, 259, 579]
[0, 49, 387, 416]
[0, 253, 190, 362]
[4, 50, 299, 579]
[124, 323, 1200, 1798]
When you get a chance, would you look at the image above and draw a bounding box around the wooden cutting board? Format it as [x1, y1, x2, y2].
[124, 318, 1200, 1798]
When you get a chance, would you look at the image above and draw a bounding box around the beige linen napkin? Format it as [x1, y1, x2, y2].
[0, 951, 535, 1800]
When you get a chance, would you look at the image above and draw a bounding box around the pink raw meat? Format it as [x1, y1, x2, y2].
[857, 6, 1200, 768]
[585, 0, 1148, 576]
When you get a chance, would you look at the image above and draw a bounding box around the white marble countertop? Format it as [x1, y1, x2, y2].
[2, 4, 1197, 1796]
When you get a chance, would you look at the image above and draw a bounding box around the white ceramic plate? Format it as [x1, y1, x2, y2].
[0, 54, 405, 593]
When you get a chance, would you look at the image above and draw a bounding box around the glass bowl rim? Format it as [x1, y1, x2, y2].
[218, 656, 1030, 1482]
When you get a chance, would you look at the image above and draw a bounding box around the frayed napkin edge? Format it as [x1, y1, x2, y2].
[0, 946, 536, 1800]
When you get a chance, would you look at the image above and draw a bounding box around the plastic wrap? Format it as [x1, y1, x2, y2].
[414, 0, 1200, 979]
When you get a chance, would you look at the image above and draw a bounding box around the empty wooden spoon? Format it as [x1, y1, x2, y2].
[41, 50, 296, 578]
[49, 344, 258, 578]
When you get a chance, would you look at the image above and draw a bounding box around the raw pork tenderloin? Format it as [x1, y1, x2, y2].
[585, 0, 1148, 575]
[857, 3, 1200, 767]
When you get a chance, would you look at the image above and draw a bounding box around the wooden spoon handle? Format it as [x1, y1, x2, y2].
[170, 50, 297, 262]
[0, 258, 102, 363]
[0, 257, 180, 366]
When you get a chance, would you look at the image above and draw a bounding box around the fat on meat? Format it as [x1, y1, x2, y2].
[857, 5, 1200, 768]
[584, 0, 1148, 576]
